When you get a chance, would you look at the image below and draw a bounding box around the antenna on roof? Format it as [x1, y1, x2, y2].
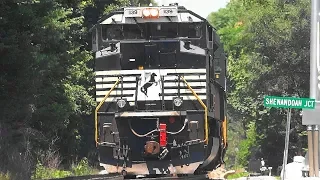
[129, 0, 134, 6]
[169, 2, 178, 6]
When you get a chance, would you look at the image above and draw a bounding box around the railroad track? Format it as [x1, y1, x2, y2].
[46, 174, 210, 180]
[45, 174, 123, 180]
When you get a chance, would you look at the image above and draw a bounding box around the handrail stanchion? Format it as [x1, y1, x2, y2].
[181, 76, 208, 144]
[95, 78, 120, 146]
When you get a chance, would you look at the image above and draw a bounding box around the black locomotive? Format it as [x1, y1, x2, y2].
[91, 3, 228, 177]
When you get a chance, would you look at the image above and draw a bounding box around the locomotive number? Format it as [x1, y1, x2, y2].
[163, 9, 173, 14]
[128, 9, 138, 15]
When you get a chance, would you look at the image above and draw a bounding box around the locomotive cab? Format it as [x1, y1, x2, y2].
[91, 3, 227, 176]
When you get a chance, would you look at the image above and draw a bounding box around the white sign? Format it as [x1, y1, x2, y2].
[136, 71, 162, 101]
[159, 7, 178, 17]
[123, 8, 143, 17]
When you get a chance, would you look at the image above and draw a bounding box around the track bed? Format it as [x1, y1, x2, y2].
[47, 174, 210, 180]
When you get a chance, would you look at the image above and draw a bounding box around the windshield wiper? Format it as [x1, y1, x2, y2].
[133, 17, 145, 39]
[166, 16, 172, 22]
[110, 18, 125, 38]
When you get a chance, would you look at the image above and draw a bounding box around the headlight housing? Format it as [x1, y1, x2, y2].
[117, 99, 127, 109]
[173, 97, 183, 107]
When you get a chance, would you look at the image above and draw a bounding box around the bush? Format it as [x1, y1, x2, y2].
[237, 122, 257, 167]
[71, 158, 96, 176]
[0, 172, 10, 180]
[32, 162, 72, 179]
[31, 158, 97, 179]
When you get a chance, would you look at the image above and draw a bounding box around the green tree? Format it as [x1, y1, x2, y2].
[1, 0, 160, 178]
[0, 0, 96, 178]
[208, 0, 310, 170]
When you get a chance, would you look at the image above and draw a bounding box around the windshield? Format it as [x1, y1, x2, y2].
[101, 22, 203, 41]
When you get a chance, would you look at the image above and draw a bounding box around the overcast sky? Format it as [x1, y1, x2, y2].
[155, 0, 229, 18]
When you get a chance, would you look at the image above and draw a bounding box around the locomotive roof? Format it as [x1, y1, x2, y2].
[89, 4, 216, 32]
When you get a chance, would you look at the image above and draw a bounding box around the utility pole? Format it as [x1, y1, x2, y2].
[309, 0, 320, 177]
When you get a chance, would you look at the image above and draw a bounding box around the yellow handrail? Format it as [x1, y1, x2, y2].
[181, 76, 208, 144]
[222, 116, 227, 148]
[95, 78, 120, 146]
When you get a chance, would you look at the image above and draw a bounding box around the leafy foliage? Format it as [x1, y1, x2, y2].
[0, 0, 151, 179]
[0, 172, 10, 180]
[32, 162, 72, 180]
[226, 171, 249, 179]
[237, 122, 258, 167]
[0, 0, 97, 177]
[31, 158, 95, 179]
[208, 0, 310, 170]
[71, 158, 96, 176]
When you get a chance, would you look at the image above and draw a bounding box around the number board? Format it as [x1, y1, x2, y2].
[124, 8, 142, 17]
[159, 8, 178, 17]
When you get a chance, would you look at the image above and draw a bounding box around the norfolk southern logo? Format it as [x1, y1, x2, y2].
[140, 72, 159, 97]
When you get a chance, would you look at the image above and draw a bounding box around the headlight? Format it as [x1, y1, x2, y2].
[173, 97, 183, 107]
[117, 99, 126, 108]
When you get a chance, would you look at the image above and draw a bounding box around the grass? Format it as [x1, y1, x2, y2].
[224, 167, 250, 179]
[226, 172, 250, 179]
[0, 172, 10, 180]
[32, 158, 99, 180]
[224, 167, 280, 180]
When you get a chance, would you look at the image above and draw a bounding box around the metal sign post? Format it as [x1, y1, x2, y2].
[305, 0, 320, 177]
[281, 108, 291, 180]
[264, 96, 315, 179]
[303, 102, 320, 177]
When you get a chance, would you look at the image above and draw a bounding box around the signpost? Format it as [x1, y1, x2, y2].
[263, 96, 315, 180]
[307, 0, 320, 177]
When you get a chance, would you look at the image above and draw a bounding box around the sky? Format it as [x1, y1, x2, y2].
[155, 0, 229, 18]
